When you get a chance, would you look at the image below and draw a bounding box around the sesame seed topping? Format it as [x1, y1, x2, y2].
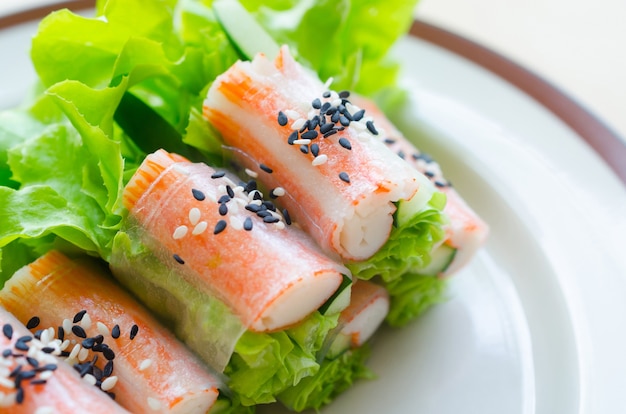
[312, 154, 328, 166]
[100, 376, 118, 391]
[312, 98, 322, 109]
[291, 118, 306, 130]
[188, 208, 201, 225]
[172, 225, 188, 240]
[173, 254, 185, 264]
[300, 130, 318, 140]
[191, 188, 205, 201]
[214, 220, 227, 234]
[323, 129, 338, 138]
[139, 359, 153, 371]
[271, 187, 285, 197]
[277, 111, 288, 126]
[338, 137, 352, 150]
[293, 139, 311, 145]
[218, 203, 228, 216]
[72, 311, 87, 324]
[26, 317, 40, 330]
[148, 397, 162, 411]
[71, 326, 86, 339]
[259, 164, 273, 174]
[192, 221, 208, 235]
[366, 120, 379, 135]
[300, 145, 309, 154]
[287, 130, 298, 145]
[211, 171, 226, 179]
[111, 325, 120, 339]
[244, 168, 258, 178]
[263, 216, 280, 224]
[3, 324, 13, 340]
[243, 217, 253, 231]
[339, 172, 350, 183]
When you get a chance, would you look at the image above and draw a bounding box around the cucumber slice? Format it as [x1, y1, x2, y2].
[419, 244, 456, 275]
[318, 274, 352, 316]
[212, 0, 280, 60]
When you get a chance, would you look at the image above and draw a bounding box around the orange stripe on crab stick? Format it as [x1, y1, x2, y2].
[0, 251, 220, 414]
[0, 306, 130, 413]
[203, 46, 433, 262]
[122, 149, 347, 332]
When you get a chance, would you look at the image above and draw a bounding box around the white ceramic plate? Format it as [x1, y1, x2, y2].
[2, 5, 626, 414]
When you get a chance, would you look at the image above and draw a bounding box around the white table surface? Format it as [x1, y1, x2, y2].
[2, 0, 625, 140]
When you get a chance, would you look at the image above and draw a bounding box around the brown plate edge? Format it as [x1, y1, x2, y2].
[410, 20, 626, 185]
[2, 6, 624, 185]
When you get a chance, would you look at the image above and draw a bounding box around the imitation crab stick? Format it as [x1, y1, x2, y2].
[0, 306, 130, 413]
[0, 251, 220, 414]
[203, 46, 440, 262]
[120, 149, 346, 332]
[353, 97, 489, 276]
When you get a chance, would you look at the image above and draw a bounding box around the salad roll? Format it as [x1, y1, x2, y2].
[0, 306, 130, 413]
[0, 251, 219, 414]
[203, 46, 448, 324]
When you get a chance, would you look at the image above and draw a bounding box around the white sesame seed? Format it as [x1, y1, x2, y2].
[97, 322, 109, 337]
[0, 392, 16, 408]
[69, 344, 81, 360]
[147, 397, 162, 411]
[312, 154, 328, 166]
[292, 139, 311, 145]
[60, 339, 71, 351]
[248, 198, 262, 206]
[81, 313, 92, 330]
[27, 345, 38, 358]
[172, 225, 188, 240]
[307, 109, 317, 119]
[39, 329, 50, 346]
[192, 221, 208, 235]
[272, 187, 286, 197]
[329, 90, 339, 101]
[62, 319, 72, 334]
[274, 221, 286, 230]
[0, 377, 14, 389]
[229, 216, 243, 231]
[78, 347, 89, 362]
[35, 407, 55, 414]
[324, 77, 334, 89]
[291, 118, 306, 130]
[39, 370, 54, 380]
[189, 208, 201, 225]
[244, 168, 258, 178]
[284, 109, 300, 119]
[331, 98, 342, 107]
[83, 373, 97, 386]
[139, 359, 153, 371]
[351, 121, 367, 131]
[100, 375, 118, 391]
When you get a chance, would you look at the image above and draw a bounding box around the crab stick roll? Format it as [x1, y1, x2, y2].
[203, 46, 444, 264]
[352, 97, 489, 276]
[0, 251, 220, 414]
[0, 306, 130, 413]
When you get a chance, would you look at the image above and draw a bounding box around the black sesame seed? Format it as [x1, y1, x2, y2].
[93, 335, 104, 345]
[57, 326, 64, 342]
[398, 150, 406, 159]
[434, 181, 447, 188]
[282, 209, 292, 225]
[130, 325, 139, 340]
[320, 102, 331, 113]
[339, 90, 350, 99]
[322, 91, 331, 98]
[82, 337, 96, 349]
[41, 347, 55, 354]
[10, 364, 22, 377]
[111, 325, 120, 339]
[312, 98, 322, 109]
[245, 204, 262, 213]
[366, 120, 378, 135]
[339, 115, 350, 126]
[33, 329, 43, 340]
[103, 347, 115, 361]
[310, 143, 320, 157]
[107, 391, 116, 400]
[214, 220, 227, 234]
[211, 171, 226, 179]
[309, 116, 320, 130]
[26, 316, 40, 330]
[15, 340, 30, 351]
[277, 111, 288, 126]
[263, 215, 280, 224]
[300, 145, 309, 154]
[173, 254, 185, 265]
[218, 194, 231, 204]
[242, 217, 253, 231]
[15, 387, 24, 404]
[424, 171, 435, 178]
[103, 360, 114, 377]
[60, 351, 70, 357]
[192, 188, 206, 201]
[331, 111, 340, 123]
[253, 191, 263, 201]
[326, 106, 337, 115]
[244, 180, 257, 193]
[352, 109, 365, 121]
[287, 130, 298, 145]
[72, 325, 87, 339]
[259, 164, 273, 174]
[2, 324, 13, 340]
[39, 364, 57, 372]
[343, 110, 353, 121]
[301, 130, 318, 140]
[17, 370, 36, 381]
[262, 201, 276, 211]
[73, 310, 87, 323]
[218, 203, 228, 216]
[299, 120, 310, 133]
[17, 335, 32, 343]
[225, 185, 234, 198]
[256, 210, 271, 218]
[2, 349, 12, 358]
[320, 123, 334, 134]
[93, 365, 103, 381]
[338, 137, 352, 150]
[339, 172, 350, 183]
[323, 129, 338, 138]
[26, 357, 39, 368]
[30, 379, 47, 385]
[384, 138, 396, 144]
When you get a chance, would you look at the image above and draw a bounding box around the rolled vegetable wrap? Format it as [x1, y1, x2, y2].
[351, 96, 489, 277]
[0, 251, 220, 414]
[0, 306, 130, 413]
[203, 46, 443, 263]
